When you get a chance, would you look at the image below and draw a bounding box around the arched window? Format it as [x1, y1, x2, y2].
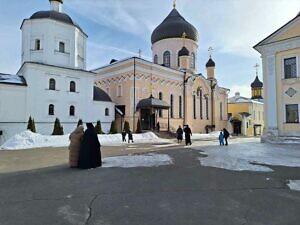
[70, 81, 76, 92]
[49, 104, 54, 115]
[154, 55, 158, 64]
[199, 89, 203, 119]
[177, 52, 180, 67]
[35, 39, 41, 50]
[69, 105, 75, 116]
[179, 96, 182, 118]
[205, 96, 209, 120]
[220, 102, 223, 120]
[59, 41, 65, 53]
[159, 92, 163, 118]
[190, 52, 195, 69]
[170, 94, 174, 118]
[163, 51, 171, 67]
[193, 95, 196, 119]
[105, 108, 109, 116]
[49, 78, 56, 90]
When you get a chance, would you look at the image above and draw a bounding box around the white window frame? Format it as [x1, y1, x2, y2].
[282, 55, 298, 79]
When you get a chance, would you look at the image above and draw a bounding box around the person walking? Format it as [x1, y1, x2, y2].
[156, 122, 160, 133]
[121, 129, 127, 142]
[176, 125, 183, 143]
[68, 122, 84, 168]
[128, 130, 134, 143]
[218, 131, 224, 146]
[78, 123, 102, 169]
[183, 125, 192, 146]
[223, 128, 230, 146]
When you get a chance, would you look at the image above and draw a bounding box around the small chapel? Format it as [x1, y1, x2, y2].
[94, 3, 229, 133]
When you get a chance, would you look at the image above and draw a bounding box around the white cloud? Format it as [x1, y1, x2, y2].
[228, 84, 251, 98]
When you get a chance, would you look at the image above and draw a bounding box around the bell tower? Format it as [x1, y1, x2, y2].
[251, 64, 263, 100]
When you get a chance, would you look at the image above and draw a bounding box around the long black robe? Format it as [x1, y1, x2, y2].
[184, 126, 192, 145]
[78, 126, 102, 169]
[176, 128, 183, 141]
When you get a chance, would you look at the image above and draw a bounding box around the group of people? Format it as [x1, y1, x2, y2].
[218, 128, 230, 146]
[121, 130, 134, 143]
[68, 121, 102, 169]
[176, 125, 192, 146]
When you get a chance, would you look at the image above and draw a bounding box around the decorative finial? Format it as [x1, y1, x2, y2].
[208, 47, 214, 58]
[254, 63, 259, 76]
[182, 32, 187, 46]
[173, 0, 176, 8]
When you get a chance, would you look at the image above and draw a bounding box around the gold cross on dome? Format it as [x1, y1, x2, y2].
[182, 32, 187, 46]
[254, 63, 259, 76]
[208, 47, 214, 58]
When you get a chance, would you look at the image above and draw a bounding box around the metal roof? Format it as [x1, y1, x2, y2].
[136, 95, 170, 110]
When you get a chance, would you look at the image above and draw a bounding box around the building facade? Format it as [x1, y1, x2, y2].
[0, 0, 114, 144]
[94, 6, 229, 133]
[254, 12, 300, 142]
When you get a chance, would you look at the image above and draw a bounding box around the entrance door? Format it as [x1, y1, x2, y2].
[233, 121, 241, 135]
[141, 109, 150, 130]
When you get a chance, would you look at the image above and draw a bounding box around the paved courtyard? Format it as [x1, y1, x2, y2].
[0, 138, 300, 225]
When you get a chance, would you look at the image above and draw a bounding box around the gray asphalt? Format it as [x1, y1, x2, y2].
[0, 146, 300, 225]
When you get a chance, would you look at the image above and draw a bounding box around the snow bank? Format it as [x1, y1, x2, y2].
[197, 141, 300, 172]
[103, 153, 173, 168]
[0, 130, 170, 150]
[190, 131, 220, 140]
[287, 180, 300, 191]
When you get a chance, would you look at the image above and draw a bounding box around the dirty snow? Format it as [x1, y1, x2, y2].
[102, 153, 173, 168]
[0, 130, 171, 150]
[287, 180, 300, 191]
[197, 140, 300, 172]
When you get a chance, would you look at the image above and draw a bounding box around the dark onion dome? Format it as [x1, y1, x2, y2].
[29, 10, 85, 35]
[206, 58, 215, 67]
[178, 46, 189, 56]
[151, 8, 198, 44]
[251, 76, 263, 88]
[50, 0, 63, 3]
[93, 86, 112, 102]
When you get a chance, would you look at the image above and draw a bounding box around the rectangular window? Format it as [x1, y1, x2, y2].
[286, 104, 299, 123]
[35, 39, 41, 50]
[206, 96, 209, 120]
[200, 90, 203, 119]
[179, 96, 182, 118]
[284, 57, 297, 79]
[117, 85, 122, 97]
[59, 42, 65, 53]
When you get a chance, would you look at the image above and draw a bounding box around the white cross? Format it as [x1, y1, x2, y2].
[254, 63, 259, 76]
[208, 47, 214, 58]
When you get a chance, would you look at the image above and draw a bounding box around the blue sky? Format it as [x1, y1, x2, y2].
[0, 0, 299, 97]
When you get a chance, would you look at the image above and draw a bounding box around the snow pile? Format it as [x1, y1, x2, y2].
[103, 153, 173, 168]
[0, 130, 170, 150]
[0, 130, 69, 150]
[197, 141, 300, 172]
[287, 180, 300, 191]
[190, 131, 220, 140]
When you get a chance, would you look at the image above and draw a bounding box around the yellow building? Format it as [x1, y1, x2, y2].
[254, 12, 300, 142]
[228, 91, 264, 136]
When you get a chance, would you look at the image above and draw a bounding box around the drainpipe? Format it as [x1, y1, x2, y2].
[183, 71, 187, 125]
[133, 57, 136, 132]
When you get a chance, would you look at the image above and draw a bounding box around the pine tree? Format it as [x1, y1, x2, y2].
[95, 120, 104, 134]
[27, 116, 36, 133]
[32, 118, 36, 133]
[109, 120, 118, 134]
[52, 118, 64, 135]
[77, 119, 83, 127]
[123, 120, 130, 133]
[136, 119, 142, 133]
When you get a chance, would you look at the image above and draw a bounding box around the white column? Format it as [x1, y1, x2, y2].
[265, 55, 278, 131]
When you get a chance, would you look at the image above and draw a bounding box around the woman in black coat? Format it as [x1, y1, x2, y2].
[176, 125, 183, 143]
[78, 123, 102, 169]
[223, 128, 230, 146]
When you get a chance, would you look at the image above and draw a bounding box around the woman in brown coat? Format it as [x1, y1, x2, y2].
[68, 125, 84, 168]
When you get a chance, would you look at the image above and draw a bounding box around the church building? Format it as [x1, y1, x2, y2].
[0, 0, 115, 144]
[94, 4, 229, 133]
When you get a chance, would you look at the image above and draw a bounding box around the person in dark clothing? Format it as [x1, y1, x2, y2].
[223, 128, 230, 146]
[128, 130, 134, 143]
[78, 123, 102, 169]
[121, 129, 127, 142]
[183, 125, 192, 146]
[156, 122, 160, 133]
[176, 125, 183, 143]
